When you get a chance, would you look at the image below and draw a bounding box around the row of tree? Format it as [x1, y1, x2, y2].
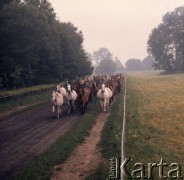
[90, 48, 124, 74]
[0, 0, 93, 89]
[147, 6, 184, 72]
[90, 48, 155, 74]
[125, 56, 155, 71]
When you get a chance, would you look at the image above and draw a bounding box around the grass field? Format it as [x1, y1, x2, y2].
[125, 72, 184, 179]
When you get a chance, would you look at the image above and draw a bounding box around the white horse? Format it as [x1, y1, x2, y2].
[51, 91, 64, 119]
[97, 83, 112, 111]
[57, 84, 67, 97]
[65, 84, 78, 114]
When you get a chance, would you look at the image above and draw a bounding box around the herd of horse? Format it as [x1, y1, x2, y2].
[51, 74, 124, 118]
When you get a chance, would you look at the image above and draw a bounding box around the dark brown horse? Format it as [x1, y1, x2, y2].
[91, 81, 101, 103]
[117, 77, 122, 92]
[76, 87, 91, 114]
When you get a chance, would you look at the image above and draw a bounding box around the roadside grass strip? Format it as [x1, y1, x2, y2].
[16, 102, 101, 180]
[0, 84, 55, 97]
[124, 73, 184, 179]
[85, 91, 124, 180]
[0, 91, 51, 113]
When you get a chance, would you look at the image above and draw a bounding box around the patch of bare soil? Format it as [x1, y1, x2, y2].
[51, 112, 110, 180]
[0, 103, 79, 180]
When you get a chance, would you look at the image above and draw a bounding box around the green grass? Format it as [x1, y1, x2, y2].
[124, 73, 184, 179]
[0, 91, 51, 113]
[0, 84, 57, 113]
[16, 102, 101, 180]
[0, 84, 56, 96]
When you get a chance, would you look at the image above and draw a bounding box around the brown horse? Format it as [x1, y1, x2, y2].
[110, 81, 118, 94]
[92, 81, 101, 103]
[106, 82, 114, 104]
[76, 87, 91, 114]
[117, 77, 122, 92]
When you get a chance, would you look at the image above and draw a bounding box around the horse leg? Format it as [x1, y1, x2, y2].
[100, 99, 103, 111]
[52, 106, 55, 113]
[52, 105, 57, 118]
[118, 85, 121, 92]
[110, 95, 113, 104]
[71, 100, 74, 112]
[103, 99, 107, 111]
[60, 106, 62, 117]
[94, 96, 96, 103]
[58, 105, 62, 118]
[85, 101, 89, 111]
[67, 100, 70, 114]
[78, 102, 83, 114]
[81, 103, 85, 114]
[75, 100, 79, 111]
[107, 99, 110, 109]
[57, 106, 60, 119]
[80, 102, 86, 114]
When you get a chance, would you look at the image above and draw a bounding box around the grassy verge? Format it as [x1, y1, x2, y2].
[85, 91, 125, 180]
[16, 102, 101, 180]
[125, 73, 184, 179]
[0, 91, 51, 113]
[0, 84, 55, 96]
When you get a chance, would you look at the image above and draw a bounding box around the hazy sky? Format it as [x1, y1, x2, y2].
[49, 0, 184, 65]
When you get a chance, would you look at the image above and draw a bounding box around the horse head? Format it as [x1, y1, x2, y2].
[78, 87, 85, 96]
[51, 91, 57, 102]
[72, 84, 77, 91]
[92, 81, 96, 88]
[56, 85, 60, 92]
[67, 84, 72, 95]
[101, 83, 106, 93]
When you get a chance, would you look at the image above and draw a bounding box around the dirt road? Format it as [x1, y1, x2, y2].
[0, 103, 79, 180]
[51, 112, 109, 180]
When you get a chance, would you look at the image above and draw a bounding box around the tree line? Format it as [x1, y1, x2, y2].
[125, 56, 155, 71]
[91, 48, 155, 74]
[0, 0, 93, 89]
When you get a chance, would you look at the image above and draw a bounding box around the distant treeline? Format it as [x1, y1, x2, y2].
[0, 0, 93, 89]
[125, 56, 155, 71]
[91, 48, 154, 74]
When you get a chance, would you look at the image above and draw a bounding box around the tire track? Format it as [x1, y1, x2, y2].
[0, 103, 80, 180]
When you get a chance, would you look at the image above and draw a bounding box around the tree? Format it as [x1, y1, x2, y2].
[58, 22, 93, 79]
[125, 58, 142, 71]
[0, 2, 56, 86]
[147, 6, 184, 72]
[0, 1, 93, 88]
[142, 56, 155, 70]
[93, 48, 113, 65]
[115, 57, 124, 73]
[95, 59, 116, 74]
[94, 48, 116, 74]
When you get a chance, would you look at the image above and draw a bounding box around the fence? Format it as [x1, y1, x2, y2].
[121, 74, 127, 180]
[0, 86, 55, 103]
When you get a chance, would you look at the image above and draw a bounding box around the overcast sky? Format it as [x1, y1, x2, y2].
[49, 0, 184, 65]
